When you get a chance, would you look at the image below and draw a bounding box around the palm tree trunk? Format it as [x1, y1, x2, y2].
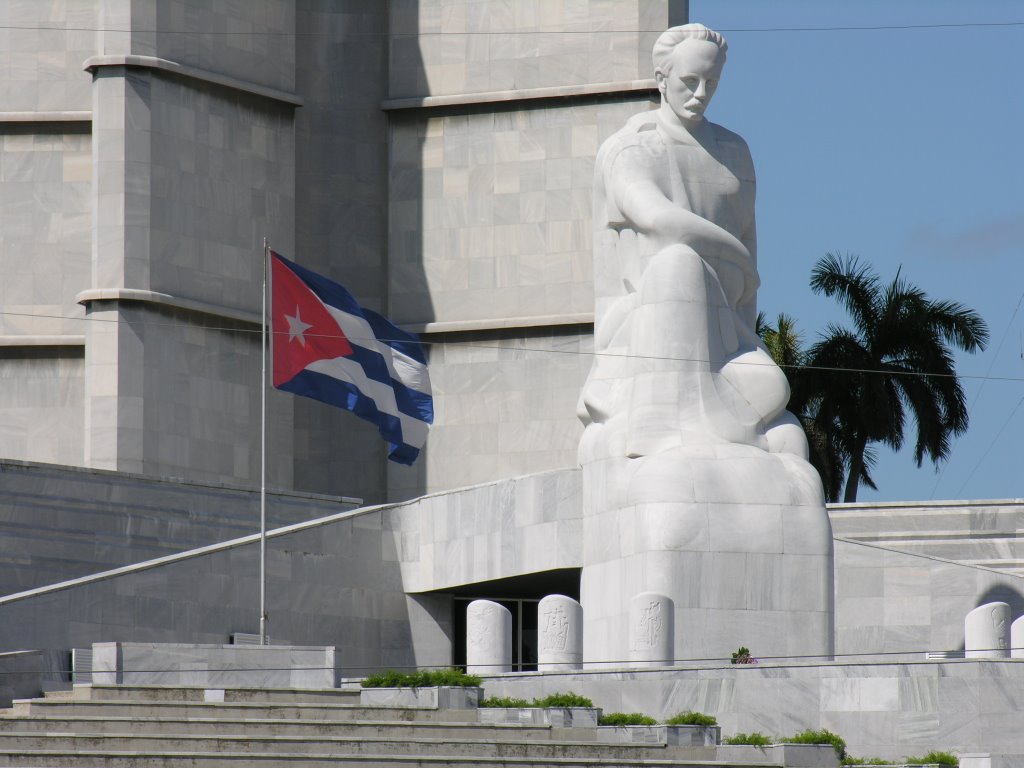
[843, 434, 867, 503]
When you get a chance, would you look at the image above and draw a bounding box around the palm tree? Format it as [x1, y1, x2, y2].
[805, 253, 989, 502]
[757, 312, 848, 502]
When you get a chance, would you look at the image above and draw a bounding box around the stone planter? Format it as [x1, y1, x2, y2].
[90, 643, 340, 688]
[477, 706, 600, 728]
[359, 686, 482, 710]
[596, 724, 720, 746]
[716, 743, 839, 767]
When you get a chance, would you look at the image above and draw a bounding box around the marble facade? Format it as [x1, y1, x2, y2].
[578, 24, 833, 665]
[4, 4, 1021, 759]
[4, 464, 1024, 757]
[0, 0, 688, 504]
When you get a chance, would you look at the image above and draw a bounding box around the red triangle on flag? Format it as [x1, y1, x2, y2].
[271, 254, 354, 387]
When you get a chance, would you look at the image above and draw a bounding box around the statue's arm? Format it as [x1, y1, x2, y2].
[735, 140, 759, 326]
[607, 150, 755, 284]
[735, 211, 758, 327]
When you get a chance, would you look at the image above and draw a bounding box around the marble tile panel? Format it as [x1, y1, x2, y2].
[838, 565, 885, 599]
[883, 596, 931, 627]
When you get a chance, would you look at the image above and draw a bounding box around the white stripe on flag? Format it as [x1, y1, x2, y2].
[306, 357, 429, 447]
[324, 305, 432, 397]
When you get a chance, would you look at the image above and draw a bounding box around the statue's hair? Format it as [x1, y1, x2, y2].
[652, 24, 728, 72]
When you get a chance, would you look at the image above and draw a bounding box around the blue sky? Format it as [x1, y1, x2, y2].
[691, 1, 1024, 502]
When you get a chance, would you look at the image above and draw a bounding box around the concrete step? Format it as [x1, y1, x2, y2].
[6, 699, 480, 722]
[70, 684, 363, 704]
[0, 715, 560, 741]
[0, 732, 702, 761]
[0, 750, 728, 768]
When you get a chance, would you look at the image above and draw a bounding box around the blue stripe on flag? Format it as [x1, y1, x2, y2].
[278, 254, 424, 354]
[343, 344, 433, 422]
[273, 252, 432, 465]
[362, 307, 428, 365]
[280, 369, 423, 465]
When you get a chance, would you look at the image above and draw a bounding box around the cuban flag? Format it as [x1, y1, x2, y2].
[270, 251, 432, 465]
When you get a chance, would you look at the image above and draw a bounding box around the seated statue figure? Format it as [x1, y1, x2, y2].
[578, 24, 833, 666]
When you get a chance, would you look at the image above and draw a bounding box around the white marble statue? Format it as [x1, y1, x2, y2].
[578, 24, 834, 666]
[579, 23, 804, 464]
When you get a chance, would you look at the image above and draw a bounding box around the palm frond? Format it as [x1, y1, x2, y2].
[810, 253, 880, 337]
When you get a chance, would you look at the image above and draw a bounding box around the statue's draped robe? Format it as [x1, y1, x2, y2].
[579, 110, 801, 467]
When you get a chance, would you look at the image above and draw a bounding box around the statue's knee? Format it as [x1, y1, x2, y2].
[641, 245, 707, 301]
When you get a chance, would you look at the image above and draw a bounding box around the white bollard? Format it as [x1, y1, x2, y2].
[965, 602, 1010, 659]
[1010, 615, 1024, 659]
[538, 595, 583, 671]
[629, 592, 674, 667]
[466, 600, 512, 674]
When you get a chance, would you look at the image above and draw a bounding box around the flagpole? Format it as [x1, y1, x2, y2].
[260, 237, 269, 645]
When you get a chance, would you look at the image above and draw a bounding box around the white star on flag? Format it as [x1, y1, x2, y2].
[285, 307, 312, 346]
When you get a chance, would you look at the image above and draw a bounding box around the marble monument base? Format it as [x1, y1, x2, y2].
[581, 445, 834, 666]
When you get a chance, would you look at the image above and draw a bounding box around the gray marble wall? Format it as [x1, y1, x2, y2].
[388, 327, 593, 499]
[0, 1, 96, 113]
[382, 0, 684, 499]
[388, 100, 654, 326]
[84, 0, 298, 484]
[388, 0, 687, 98]
[0, 458, 360, 598]
[0, 650, 59, 708]
[0, 127, 91, 337]
[480, 660, 1024, 760]
[4, 457, 1024, 760]
[832, 499, 1024, 575]
[835, 538, 1024, 659]
[0, 349, 83, 466]
[0, 83, 91, 464]
[0, 1, 693, 504]
[0, 502, 452, 677]
[290, 3, 391, 501]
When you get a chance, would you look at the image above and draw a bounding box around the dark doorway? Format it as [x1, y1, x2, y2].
[439, 568, 580, 672]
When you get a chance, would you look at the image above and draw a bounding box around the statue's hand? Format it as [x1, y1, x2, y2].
[647, 211, 757, 307]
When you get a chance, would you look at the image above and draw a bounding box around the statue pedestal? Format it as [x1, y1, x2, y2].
[580, 444, 834, 666]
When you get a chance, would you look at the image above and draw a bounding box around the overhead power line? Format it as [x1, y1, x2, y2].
[1, 21, 1023, 36]
[2, 308, 1022, 385]
[931, 290, 1024, 499]
[955, 395, 1024, 498]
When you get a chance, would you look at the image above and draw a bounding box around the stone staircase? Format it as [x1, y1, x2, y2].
[0, 683, 818, 767]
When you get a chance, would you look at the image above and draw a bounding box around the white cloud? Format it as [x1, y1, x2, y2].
[905, 211, 1024, 262]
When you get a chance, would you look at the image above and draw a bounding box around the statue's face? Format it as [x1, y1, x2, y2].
[656, 39, 725, 125]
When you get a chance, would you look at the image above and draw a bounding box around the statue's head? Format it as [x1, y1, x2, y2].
[653, 24, 728, 126]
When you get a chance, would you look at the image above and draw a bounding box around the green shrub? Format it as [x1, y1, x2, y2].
[478, 692, 595, 708]
[905, 752, 958, 767]
[479, 696, 532, 708]
[665, 711, 718, 726]
[731, 646, 756, 664]
[784, 729, 847, 761]
[842, 758, 896, 766]
[533, 692, 594, 708]
[724, 732, 773, 747]
[361, 668, 482, 688]
[599, 712, 657, 726]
